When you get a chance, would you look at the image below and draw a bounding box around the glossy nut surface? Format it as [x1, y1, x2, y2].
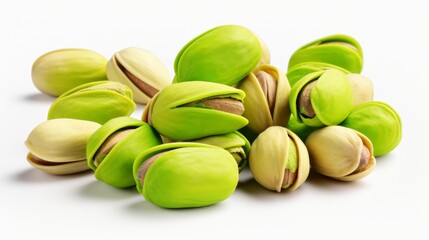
[48, 81, 136, 124]
[32, 48, 107, 96]
[133, 142, 239, 208]
[25, 118, 101, 175]
[106, 47, 171, 104]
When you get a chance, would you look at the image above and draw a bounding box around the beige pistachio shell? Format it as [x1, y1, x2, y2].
[346, 73, 374, 107]
[106, 47, 171, 104]
[24, 118, 101, 175]
[237, 64, 291, 134]
[249, 126, 309, 192]
[305, 125, 376, 181]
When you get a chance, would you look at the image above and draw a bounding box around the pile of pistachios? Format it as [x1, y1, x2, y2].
[25, 24, 402, 209]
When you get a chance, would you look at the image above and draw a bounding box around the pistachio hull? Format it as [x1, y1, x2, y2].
[48, 81, 136, 124]
[144, 81, 248, 141]
[106, 47, 171, 104]
[340, 101, 402, 156]
[286, 62, 350, 87]
[174, 25, 263, 86]
[133, 142, 239, 208]
[86, 117, 162, 188]
[31, 48, 107, 97]
[24, 118, 101, 175]
[288, 34, 363, 73]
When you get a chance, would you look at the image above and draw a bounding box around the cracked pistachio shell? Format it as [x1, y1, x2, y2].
[237, 64, 291, 138]
[173, 24, 263, 86]
[288, 34, 363, 73]
[143, 81, 248, 141]
[25, 118, 101, 175]
[289, 69, 353, 127]
[306, 126, 376, 181]
[86, 117, 162, 188]
[106, 47, 172, 104]
[48, 81, 136, 124]
[133, 142, 239, 208]
[31, 48, 108, 97]
[191, 131, 251, 172]
[346, 73, 374, 107]
[340, 101, 402, 156]
[249, 126, 310, 192]
[286, 62, 350, 87]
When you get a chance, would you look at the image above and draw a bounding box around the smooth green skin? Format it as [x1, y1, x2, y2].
[150, 81, 248, 141]
[48, 81, 136, 124]
[289, 69, 354, 127]
[86, 117, 162, 188]
[133, 142, 239, 208]
[173, 25, 262, 86]
[286, 62, 350, 87]
[32, 48, 108, 97]
[286, 115, 321, 142]
[340, 101, 402, 156]
[288, 34, 363, 73]
[191, 131, 251, 171]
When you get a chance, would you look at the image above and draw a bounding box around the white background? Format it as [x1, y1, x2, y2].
[1, 0, 428, 239]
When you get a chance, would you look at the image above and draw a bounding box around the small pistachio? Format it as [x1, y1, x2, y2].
[289, 69, 354, 127]
[173, 24, 263, 86]
[249, 126, 310, 192]
[340, 101, 402, 156]
[86, 117, 162, 188]
[143, 81, 248, 141]
[237, 64, 291, 139]
[288, 34, 363, 73]
[48, 81, 136, 124]
[24, 118, 101, 175]
[133, 142, 239, 208]
[31, 48, 107, 97]
[106, 47, 172, 104]
[305, 125, 376, 181]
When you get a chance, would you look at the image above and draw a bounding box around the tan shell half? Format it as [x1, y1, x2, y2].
[305, 125, 376, 181]
[346, 73, 374, 107]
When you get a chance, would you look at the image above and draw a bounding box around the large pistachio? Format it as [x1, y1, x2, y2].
[286, 62, 350, 87]
[289, 69, 353, 127]
[237, 64, 291, 140]
[106, 47, 171, 104]
[48, 81, 136, 124]
[133, 142, 239, 208]
[142, 81, 248, 141]
[24, 118, 101, 175]
[288, 34, 363, 73]
[306, 126, 376, 181]
[173, 24, 263, 86]
[346, 73, 374, 107]
[31, 48, 107, 97]
[340, 101, 402, 156]
[86, 117, 162, 188]
[191, 131, 251, 172]
[249, 126, 310, 192]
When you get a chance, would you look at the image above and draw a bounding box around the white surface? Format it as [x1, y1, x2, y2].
[1, 0, 428, 239]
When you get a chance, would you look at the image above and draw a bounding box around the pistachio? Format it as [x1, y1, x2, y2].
[340, 101, 402, 156]
[48, 81, 136, 124]
[31, 48, 107, 97]
[142, 81, 248, 141]
[24, 118, 101, 175]
[305, 126, 376, 181]
[86, 117, 162, 188]
[173, 24, 263, 86]
[133, 142, 239, 208]
[289, 69, 353, 127]
[106, 47, 172, 104]
[286, 62, 350, 88]
[249, 126, 310, 192]
[346, 73, 374, 107]
[237, 64, 291, 139]
[288, 34, 363, 73]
